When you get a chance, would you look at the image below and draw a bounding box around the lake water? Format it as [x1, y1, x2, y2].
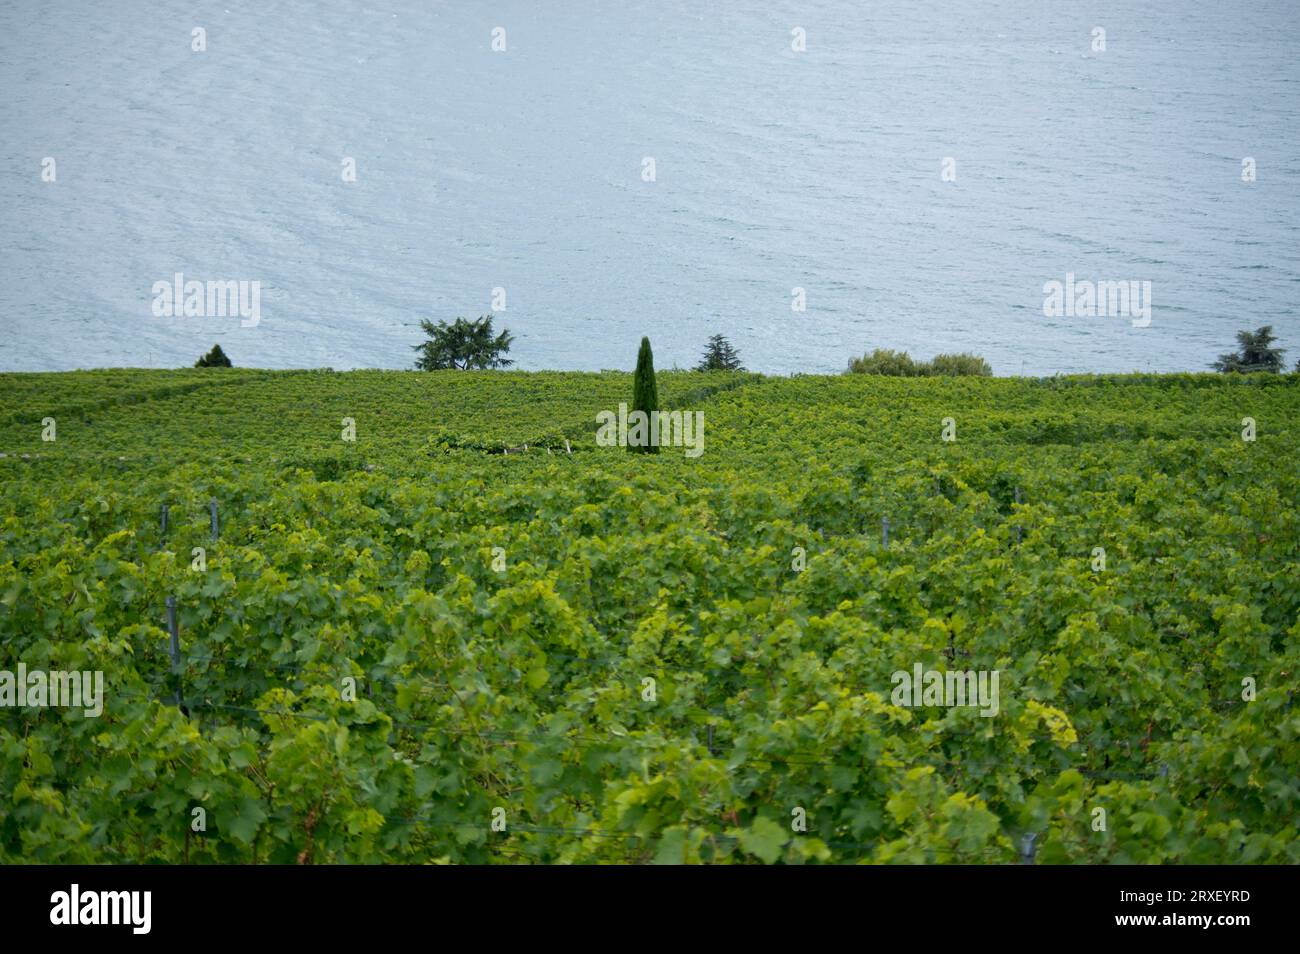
[2, 0, 1298, 375]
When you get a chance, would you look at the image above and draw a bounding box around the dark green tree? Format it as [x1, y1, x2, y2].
[1211, 326, 1286, 373]
[413, 315, 514, 370]
[695, 334, 745, 371]
[630, 336, 659, 453]
[194, 344, 232, 367]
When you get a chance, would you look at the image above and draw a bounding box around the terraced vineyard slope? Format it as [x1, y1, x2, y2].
[1, 369, 1296, 863]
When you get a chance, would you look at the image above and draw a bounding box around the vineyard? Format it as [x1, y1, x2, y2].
[1, 368, 1297, 863]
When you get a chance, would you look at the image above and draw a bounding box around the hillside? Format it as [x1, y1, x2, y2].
[1, 369, 1297, 863]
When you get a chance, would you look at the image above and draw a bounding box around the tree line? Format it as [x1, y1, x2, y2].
[189, 321, 1299, 376]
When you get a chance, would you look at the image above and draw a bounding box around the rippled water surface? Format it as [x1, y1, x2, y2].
[2, 0, 1298, 373]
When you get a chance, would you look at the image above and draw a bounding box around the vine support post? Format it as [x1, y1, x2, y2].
[166, 595, 182, 707]
[1019, 832, 1037, 865]
[209, 499, 219, 541]
[882, 515, 890, 547]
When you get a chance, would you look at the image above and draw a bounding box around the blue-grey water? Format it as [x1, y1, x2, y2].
[2, 1, 1298, 375]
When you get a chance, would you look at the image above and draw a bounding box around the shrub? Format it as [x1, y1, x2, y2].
[929, 353, 993, 376]
[847, 349, 925, 376]
[847, 349, 993, 377]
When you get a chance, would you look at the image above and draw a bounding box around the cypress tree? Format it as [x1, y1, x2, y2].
[630, 336, 659, 453]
